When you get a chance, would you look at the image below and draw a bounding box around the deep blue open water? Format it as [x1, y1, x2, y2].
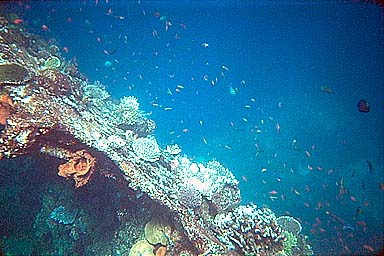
[1, 1, 384, 255]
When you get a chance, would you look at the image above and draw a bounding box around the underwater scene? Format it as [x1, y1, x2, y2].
[0, 1, 383, 255]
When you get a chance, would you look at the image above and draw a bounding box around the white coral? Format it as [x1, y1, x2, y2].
[131, 137, 161, 162]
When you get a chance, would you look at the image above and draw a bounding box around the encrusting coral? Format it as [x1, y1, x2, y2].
[0, 63, 31, 85]
[129, 239, 155, 256]
[144, 218, 171, 246]
[276, 215, 302, 236]
[0, 92, 13, 125]
[58, 150, 96, 188]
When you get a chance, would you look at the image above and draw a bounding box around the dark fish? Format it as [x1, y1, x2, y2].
[354, 206, 362, 220]
[351, 169, 355, 178]
[366, 160, 373, 173]
[357, 99, 370, 113]
[362, 181, 365, 190]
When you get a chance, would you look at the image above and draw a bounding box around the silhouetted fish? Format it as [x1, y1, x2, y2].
[366, 160, 373, 173]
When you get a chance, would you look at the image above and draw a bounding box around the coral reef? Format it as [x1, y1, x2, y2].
[0, 17, 313, 255]
[213, 204, 285, 255]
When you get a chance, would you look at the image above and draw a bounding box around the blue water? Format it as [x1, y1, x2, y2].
[3, 1, 384, 255]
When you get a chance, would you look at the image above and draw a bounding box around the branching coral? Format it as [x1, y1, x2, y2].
[131, 136, 161, 162]
[178, 183, 202, 209]
[213, 205, 285, 255]
[58, 150, 96, 188]
[114, 96, 140, 125]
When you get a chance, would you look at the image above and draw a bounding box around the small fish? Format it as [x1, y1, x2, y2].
[261, 168, 267, 172]
[229, 85, 238, 95]
[103, 61, 113, 67]
[363, 245, 374, 252]
[182, 128, 189, 133]
[275, 123, 280, 133]
[320, 86, 333, 94]
[41, 24, 49, 31]
[269, 190, 278, 195]
[202, 42, 209, 48]
[353, 206, 362, 220]
[13, 18, 24, 25]
[366, 160, 373, 173]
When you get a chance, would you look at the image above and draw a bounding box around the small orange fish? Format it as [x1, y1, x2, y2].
[269, 190, 278, 195]
[41, 24, 49, 31]
[363, 245, 374, 252]
[13, 19, 23, 25]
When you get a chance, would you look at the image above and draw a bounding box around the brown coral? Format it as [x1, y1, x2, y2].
[37, 69, 73, 96]
[0, 63, 31, 85]
[0, 92, 13, 125]
[58, 149, 96, 188]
